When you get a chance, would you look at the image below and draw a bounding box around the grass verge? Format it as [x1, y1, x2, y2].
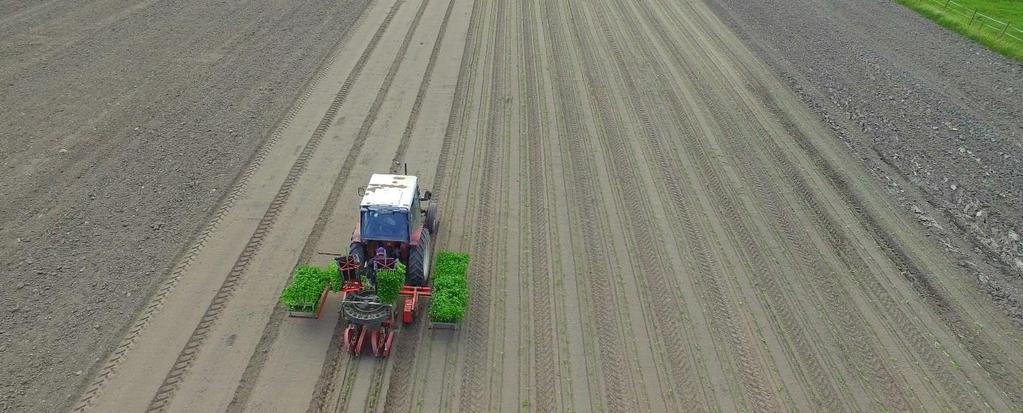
[894, 0, 1023, 62]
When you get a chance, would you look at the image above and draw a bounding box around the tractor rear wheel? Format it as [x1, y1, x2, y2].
[406, 230, 431, 286]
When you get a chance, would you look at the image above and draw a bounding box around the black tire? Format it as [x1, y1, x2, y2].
[406, 230, 431, 286]
[425, 202, 439, 235]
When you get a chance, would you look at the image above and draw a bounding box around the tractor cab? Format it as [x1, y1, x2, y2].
[359, 174, 421, 243]
[347, 174, 437, 287]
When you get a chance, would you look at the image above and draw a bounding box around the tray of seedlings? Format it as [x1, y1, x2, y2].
[428, 251, 470, 330]
[280, 262, 340, 318]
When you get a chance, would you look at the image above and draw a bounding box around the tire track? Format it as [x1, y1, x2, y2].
[415, 0, 482, 407]
[457, 0, 508, 409]
[322, 357, 359, 413]
[347, 360, 388, 413]
[387, 0, 457, 175]
[537, 1, 638, 410]
[597, 0, 856, 410]
[758, 83, 1022, 408]
[528, 7, 584, 407]
[517, 0, 558, 410]
[570, 1, 779, 407]
[655, 10, 920, 405]
[232, 0, 452, 407]
[431, 0, 483, 205]
[232, 0, 456, 404]
[754, 88, 989, 411]
[376, 0, 458, 410]
[140, 1, 407, 410]
[593, 0, 804, 409]
[297, 0, 441, 410]
[660, 2, 992, 407]
[305, 319, 349, 413]
[487, 0, 521, 407]
[561, 0, 710, 409]
[619, 1, 911, 408]
[647, 1, 996, 409]
[380, 315, 427, 411]
[613, 0, 910, 409]
[69, 3, 383, 411]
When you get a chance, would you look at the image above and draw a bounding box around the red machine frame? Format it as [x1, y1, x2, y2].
[337, 280, 431, 357]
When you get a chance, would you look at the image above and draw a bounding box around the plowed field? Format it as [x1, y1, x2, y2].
[67, 0, 1023, 411]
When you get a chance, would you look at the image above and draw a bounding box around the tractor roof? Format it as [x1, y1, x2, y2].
[360, 174, 418, 210]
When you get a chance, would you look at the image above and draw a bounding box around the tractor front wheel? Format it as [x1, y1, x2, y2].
[406, 230, 431, 286]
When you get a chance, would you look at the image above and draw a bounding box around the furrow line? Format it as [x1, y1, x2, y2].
[457, 0, 506, 410]
[432, 0, 484, 202]
[388, 0, 456, 174]
[305, 0, 443, 410]
[231, 0, 451, 406]
[142, 1, 407, 409]
[607, 0, 845, 409]
[540, 1, 635, 410]
[568, 0, 703, 406]
[381, 314, 427, 411]
[67, 3, 376, 409]
[305, 320, 350, 413]
[352, 360, 388, 413]
[589, 8, 779, 405]
[487, 0, 520, 406]
[623, 1, 914, 409]
[518, 0, 557, 410]
[662, 2, 1004, 408]
[755, 91, 985, 410]
[376, 1, 455, 396]
[325, 358, 360, 413]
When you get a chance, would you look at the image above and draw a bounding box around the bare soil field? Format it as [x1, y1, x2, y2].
[4, 0, 1023, 412]
[704, 0, 1023, 330]
[0, 0, 369, 411]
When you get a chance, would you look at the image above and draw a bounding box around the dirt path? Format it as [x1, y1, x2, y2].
[67, 0, 1023, 411]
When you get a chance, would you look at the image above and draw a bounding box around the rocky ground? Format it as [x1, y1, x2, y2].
[0, 1, 369, 411]
[705, 0, 1023, 325]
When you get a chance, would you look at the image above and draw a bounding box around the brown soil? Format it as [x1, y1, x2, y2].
[5, 0, 1023, 412]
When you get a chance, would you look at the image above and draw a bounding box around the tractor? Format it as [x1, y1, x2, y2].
[333, 173, 438, 357]
[347, 173, 437, 285]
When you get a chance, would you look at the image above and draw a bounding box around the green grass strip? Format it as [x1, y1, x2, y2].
[894, 0, 1023, 62]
